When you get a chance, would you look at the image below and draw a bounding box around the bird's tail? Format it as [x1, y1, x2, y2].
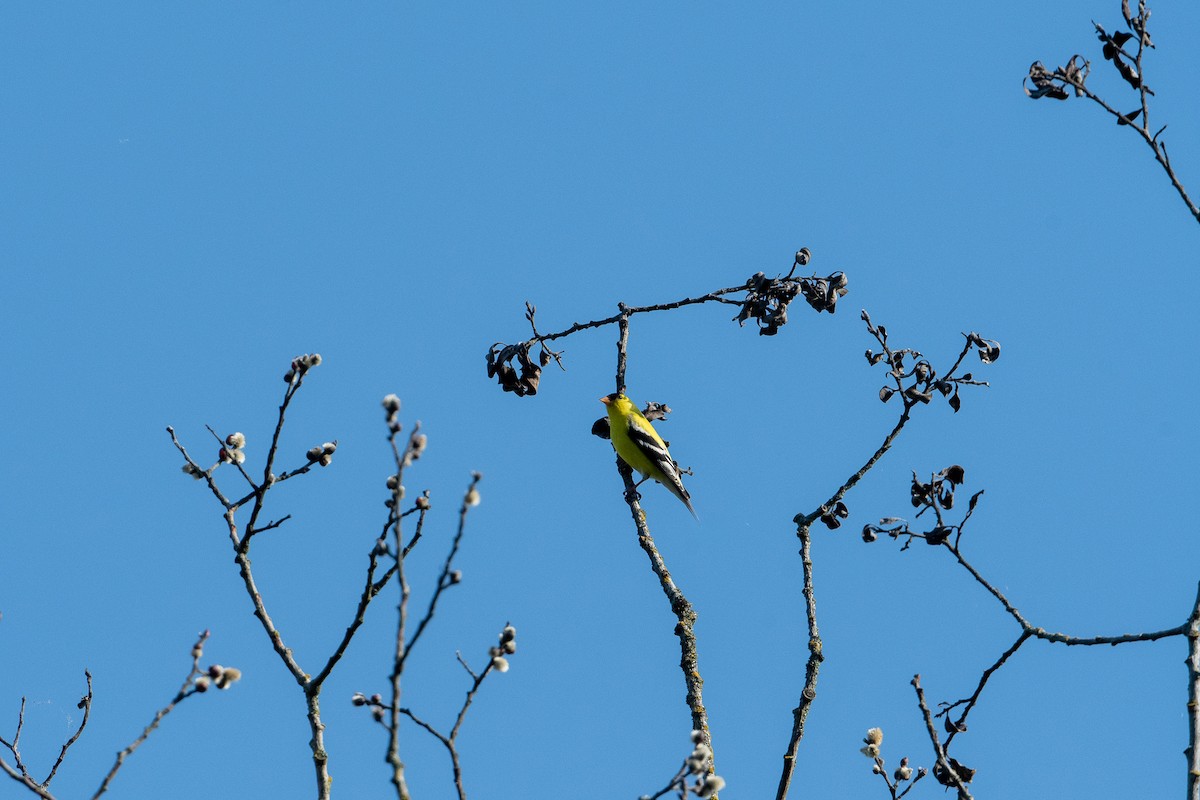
[665, 481, 699, 522]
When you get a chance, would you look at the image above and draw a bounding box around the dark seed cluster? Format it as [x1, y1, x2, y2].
[735, 249, 848, 336]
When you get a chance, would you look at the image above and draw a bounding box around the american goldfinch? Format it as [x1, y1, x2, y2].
[600, 392, 697, 519]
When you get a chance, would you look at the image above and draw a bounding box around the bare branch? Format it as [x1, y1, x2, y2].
[911, 676, 973, 800]
[373, 625, 516, 800]
[939, 631, 1033, 749]
[43, 672, 91, 788]
[401, 474, 481, 670]
[607, 321, 712, 756]
[311, 538, 397, 689]
[488, 250, 847, 397]
[775, 524, 824, 800]
[1186, 580, 1200, 800]
[946, 541, 1186, 646]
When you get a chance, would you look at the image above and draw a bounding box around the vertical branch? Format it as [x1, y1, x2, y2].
[388, 502, 412, 800]
[304, 689, 330, 800]
[615, 304, 630, 394]
[1187, 580, 1200, 800]
[775, 524, 823, 800]
[385, 423, 426, 800]
[611, 314, 711, 764]
[622, 474, 711, 749]
[172, 357, 339, 800]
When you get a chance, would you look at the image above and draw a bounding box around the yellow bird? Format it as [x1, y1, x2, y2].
[600, 392, 697, 519]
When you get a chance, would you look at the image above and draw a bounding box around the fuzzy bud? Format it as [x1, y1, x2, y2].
[491, 656, 509, 673]
[697, 775, 726, 798]
[225, 432, 246, 448]
[465, 487, 481, 507]
[293, 353, 322, 369]
[216, 667, 242, 689]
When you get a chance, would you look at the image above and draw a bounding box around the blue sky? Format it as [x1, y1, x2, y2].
[3, 2, 1199, 798]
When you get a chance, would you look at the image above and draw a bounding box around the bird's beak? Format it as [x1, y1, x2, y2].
[599, 395, 611, 406]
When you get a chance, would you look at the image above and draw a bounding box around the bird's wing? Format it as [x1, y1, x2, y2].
[626, 418, 690, 496]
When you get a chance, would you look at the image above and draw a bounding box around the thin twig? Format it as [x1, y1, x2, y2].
[1046, 23, 1200, 223]
[0, 679, 88, 800]
[1071, 76, 1199, 221]
[43, 672, 91, 788]
[166, 426, 233, 509]
[311, 541, 396, 688]
[940, 631, 1032, 749]
[445, 657, 496, 799]
[401, 475, 481, 670]
[393, 640, 506, 800]
[798, 409, 911, 527]
[911, 676, 972, 800]
[93, 633, 209, 798]
[945, 541, 1186, 645]
[530, 281, 768, 348]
